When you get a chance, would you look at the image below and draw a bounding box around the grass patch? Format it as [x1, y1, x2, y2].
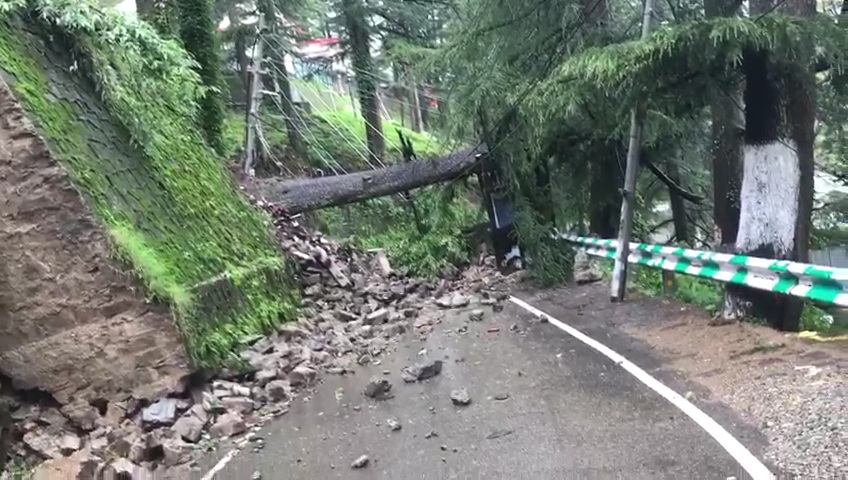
[0, 7, 296, 368]
[626, 263, 844, 333]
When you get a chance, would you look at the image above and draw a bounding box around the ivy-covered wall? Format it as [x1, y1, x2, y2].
[0, 9, 297, 368]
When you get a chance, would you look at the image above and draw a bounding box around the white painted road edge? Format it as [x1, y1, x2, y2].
[508, 296, 776, 480]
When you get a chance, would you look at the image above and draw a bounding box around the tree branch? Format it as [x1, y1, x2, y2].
[642, 156, 704, 204]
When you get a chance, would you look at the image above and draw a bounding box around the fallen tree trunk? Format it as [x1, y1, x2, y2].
[249, 147, 483, 213]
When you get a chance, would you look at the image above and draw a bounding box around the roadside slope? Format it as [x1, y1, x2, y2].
[0, 5, 295, 425]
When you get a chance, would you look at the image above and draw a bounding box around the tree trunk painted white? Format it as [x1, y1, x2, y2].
[735, 141, 800, 256]
[721, 140, 800, 322]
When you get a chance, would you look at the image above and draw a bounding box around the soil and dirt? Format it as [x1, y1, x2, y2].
[1, 187, 518, 478]
[0, 82, 190, 435]
[622, 302, 848, 479]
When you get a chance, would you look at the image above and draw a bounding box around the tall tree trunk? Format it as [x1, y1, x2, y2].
[706, 0, 746, 321]
[730, 0, 815, 330]
[234, 30, 251, 101]
[588, 151, 622, 238]
[177, 0, 226, 154]
[342, 0, 385, 164]
[409, 80, 423, 133]
[665, 156, 690, 244]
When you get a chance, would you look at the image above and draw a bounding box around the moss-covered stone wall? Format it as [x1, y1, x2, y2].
[0, 11, 296, 368]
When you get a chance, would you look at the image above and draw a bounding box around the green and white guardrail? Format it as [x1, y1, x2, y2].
[558, 234, 848, 307]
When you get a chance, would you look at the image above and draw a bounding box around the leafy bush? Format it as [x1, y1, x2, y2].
[313, 186, 485, 278]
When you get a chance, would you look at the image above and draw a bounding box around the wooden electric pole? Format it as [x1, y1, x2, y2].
[610, 0, 655, 302]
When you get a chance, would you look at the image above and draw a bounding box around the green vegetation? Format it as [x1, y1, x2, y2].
[0, 1, 296, 368]
[315, 189, 485, 278]
[623, 264, 843, 333]
[177, 0, 227, 154]
[221, 80, 480, 278]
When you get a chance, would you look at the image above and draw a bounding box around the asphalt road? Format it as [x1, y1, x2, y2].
[193, 294, 764, 480]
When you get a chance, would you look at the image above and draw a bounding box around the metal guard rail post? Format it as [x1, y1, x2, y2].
[558, 233, 848, 307]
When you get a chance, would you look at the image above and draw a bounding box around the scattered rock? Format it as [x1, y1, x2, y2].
[173, 414, 205, 443]
[265, 380, 292, 402]
[364, 377, 394, 401]
[202, 392, 226, 414]
[387, 418, 402, 431]
[252, 471, 262, 480]
[351, 454, 370, 469]
[5, 194, 517, 474]
[573, 251, 603, 284]
[141, 398, 179, 426]
[365, 308, 389, 325]
[401, 360, 443, 383]
[436, 293, 470, 309]
[222, 396, 255, 415]
[31, 454, 97, 480]
[57, 433, 81, 455]
[450, 389, 472, 406]
[424, 430, 438, 439]
[209, 412, 247, 438]
[288, 365, 318, 387]
[493, 393, 510, 401]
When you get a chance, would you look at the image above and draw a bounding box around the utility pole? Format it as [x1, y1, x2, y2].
[610, 0, 654, 301]
[243, 12, 266, 176]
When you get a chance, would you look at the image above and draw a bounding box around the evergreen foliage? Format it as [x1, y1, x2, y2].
[177, 0, 227, 154]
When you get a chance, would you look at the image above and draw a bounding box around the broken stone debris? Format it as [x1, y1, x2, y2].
[351, 454, 370, 469]
[9, 201, 518, 476]
[401, 360, 443, 383]
[387, 418, 402, 431]
[573, 250, 602, 284]
[450, 389, 472, 406]
[363, 377, 394, 401]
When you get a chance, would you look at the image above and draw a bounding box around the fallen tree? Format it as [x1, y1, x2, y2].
[249, 146, 484, 213]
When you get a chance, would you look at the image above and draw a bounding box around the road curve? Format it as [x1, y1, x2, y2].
[193, 295, 763, 479]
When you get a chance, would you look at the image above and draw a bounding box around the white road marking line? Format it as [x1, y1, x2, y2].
[201, 431, 256, 480]
[509, 296, 775, 480]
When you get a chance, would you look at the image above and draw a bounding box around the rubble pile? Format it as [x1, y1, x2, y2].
[2, 201, 516, 479]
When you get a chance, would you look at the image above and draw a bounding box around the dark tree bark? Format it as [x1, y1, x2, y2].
[665, 156, 690, 244]
[726, 0, 815, 331]
[343, 0, 385, 164]
[704, 0, 744, 244]
[588, 151, 622, 238]
[177, 0, 226, 154]
[250, 148, 481, 213]
[234, 30, 251, 99]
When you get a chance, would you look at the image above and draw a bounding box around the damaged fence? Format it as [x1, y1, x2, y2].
[558, 234, 848, 307]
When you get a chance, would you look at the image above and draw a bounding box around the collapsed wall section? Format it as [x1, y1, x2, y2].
[0, 10, 295, 422]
